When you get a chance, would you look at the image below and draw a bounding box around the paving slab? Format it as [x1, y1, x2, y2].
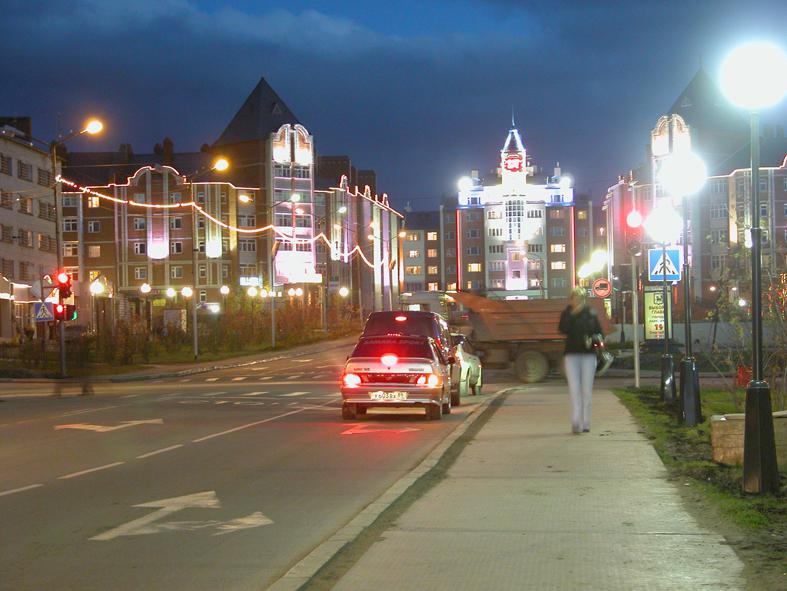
[332, 385, 745, 590]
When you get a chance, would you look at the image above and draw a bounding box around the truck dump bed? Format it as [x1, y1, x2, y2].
[450, 292, 611, 343]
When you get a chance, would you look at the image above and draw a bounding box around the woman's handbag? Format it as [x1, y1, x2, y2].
[591, 334, 614, 376]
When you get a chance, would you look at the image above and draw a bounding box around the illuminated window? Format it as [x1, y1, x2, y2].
[406, 233, 419, 241]
[427, 282, 439, 291]
[88, 245, 101, 258]
[427, 232, 438, 241]
[550, 244, 566, 253]
[511, 252, 522, 262]
[427, 248, 438, 258]
[87, 195, 100, 208]
[488, 210, 502, 219]
[447, 282, 457, 290]
[408, 250, 420, 258]
[549, 209, 564, 219]
[467, 263, 482, 273]
[427, 265, 438, 274]
[550, 261, 567, 270]
[577, 210, 587, 220]
[529, 279, 541, 288]
[405, 266, 422, 275]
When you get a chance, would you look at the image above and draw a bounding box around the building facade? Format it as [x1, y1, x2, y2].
[0, 119, 59, 340]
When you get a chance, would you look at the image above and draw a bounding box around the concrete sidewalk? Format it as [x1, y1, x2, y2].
[331, 385, 745, 590]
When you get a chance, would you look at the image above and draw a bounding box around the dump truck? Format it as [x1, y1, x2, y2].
[448, 292, 613, 383]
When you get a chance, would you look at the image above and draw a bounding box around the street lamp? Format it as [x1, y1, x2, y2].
[181, 286, 197, 359]
[139, 282, 152, 334]
[659, 151, 707, 426]
[166, 287, 176, 298]
[338, 286, 350, 298]
[720, 40, 787, 494]
[49, 117, 104, 377]
[643, 200, 683, 403]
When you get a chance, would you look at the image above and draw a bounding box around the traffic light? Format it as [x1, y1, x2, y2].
[625, 210, 643, 257]
[55, 270, 72, 299]
[53, 303, 66, 320]
[66, 305, 77, 321]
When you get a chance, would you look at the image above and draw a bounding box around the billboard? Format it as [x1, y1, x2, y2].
[644, 287, 672, 341]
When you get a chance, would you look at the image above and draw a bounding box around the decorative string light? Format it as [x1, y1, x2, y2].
[57, 175, 395, 270]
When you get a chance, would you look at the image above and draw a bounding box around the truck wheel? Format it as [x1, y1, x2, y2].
[515, 350, 549, 383]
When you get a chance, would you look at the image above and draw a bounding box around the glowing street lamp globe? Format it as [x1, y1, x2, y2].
[338, 286, 350, 298]
[212, 157, 230, 172]
[643, 201, 682, 244]
[166, 287, 176, 298]
[219, 285, 230, 296]
[247, 286, 258, 297]
[89, 280, 105, 295]
[720, 42, 787, 110]
[181, 286, 193, 298]
[84, 119, 104, 135]
[658, 151, 707, 198]
[139, 283, 151, 294]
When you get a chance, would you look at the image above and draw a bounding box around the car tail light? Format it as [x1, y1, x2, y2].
[380, 354, 398, 367]
[342, 373, 361, 388]
[415, 373, 441, 387]
[395, 315, 407, 322]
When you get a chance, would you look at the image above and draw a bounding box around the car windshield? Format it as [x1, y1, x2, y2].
[362, 313, 436, 338]
[351, 337, 433, 359]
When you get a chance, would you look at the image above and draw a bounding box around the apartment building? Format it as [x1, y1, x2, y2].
[0, 118, 58, 340]
[400, 211, 441, 293]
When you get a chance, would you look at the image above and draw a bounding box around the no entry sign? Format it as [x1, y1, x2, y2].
[592, 278, 612, 298]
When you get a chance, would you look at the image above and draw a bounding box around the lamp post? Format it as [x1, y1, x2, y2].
[626, 209, 644, 389]
[643, 201, 683, 403]
[720, 41, 787, 493]
[139, 282, 152, 336]
[659, 151, 707, 425]
[181, 286, 196, 359]
[47, 118, 104, 377]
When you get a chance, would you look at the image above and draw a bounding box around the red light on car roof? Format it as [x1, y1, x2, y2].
[381, 354, 398, 367]
[394, 315, 407, 322]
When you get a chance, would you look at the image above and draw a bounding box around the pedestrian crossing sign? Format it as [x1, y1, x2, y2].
[648, 248, 681, 282]
[34, 302, 55, 322]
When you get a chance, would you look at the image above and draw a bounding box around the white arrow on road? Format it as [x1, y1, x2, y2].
[55, 419, 164, 432]
[341, 424, 420, 435]
[90, 491, 273, 541]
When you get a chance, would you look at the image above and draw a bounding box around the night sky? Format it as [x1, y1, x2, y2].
[3, 0, 786, 210]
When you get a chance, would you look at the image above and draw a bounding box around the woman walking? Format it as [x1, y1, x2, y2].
[559, 287, 603, 434]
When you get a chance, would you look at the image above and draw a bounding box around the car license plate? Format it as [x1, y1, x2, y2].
[370, 391, 408, 401]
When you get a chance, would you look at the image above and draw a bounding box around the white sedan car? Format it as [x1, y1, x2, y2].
[451, 334, 483, 399]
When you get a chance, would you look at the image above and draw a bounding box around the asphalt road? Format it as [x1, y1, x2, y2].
[0, 343, 503, 590]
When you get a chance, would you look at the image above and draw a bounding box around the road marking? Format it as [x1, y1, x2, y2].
[282, 391, 309, 397]
[58, 405, 122, 418]
[203, 391, 227, 397]
[136, 444, 183, 459]
[259, 376, 272, 381]
[286, 374, 302, 380]
[251, 367, 267, 371]
[0, 483, 43, 497]
[122, 394, 141, 399]
[192, 409, 305, 443]
[179, 378, 192, 383]
[55, 419, 164, 433]
[58, 461, 125, 479]
[295, 359, 313, 363]
[90, 491, 272, 541]
[206, 377, 219, 382]
[341, 424, 421, 435]
[241, 391, 268, 396]
[232, 377, 247, 382]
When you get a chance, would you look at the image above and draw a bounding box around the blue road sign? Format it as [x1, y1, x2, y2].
[34, 302, 55, 322]
[648, 248, 681, 282]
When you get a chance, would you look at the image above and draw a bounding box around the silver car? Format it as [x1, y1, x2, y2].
[451, 334, 483, 398]
[341, 335, 454, 420]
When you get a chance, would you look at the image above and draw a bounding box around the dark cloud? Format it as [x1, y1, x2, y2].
[2, 0, 786, 208]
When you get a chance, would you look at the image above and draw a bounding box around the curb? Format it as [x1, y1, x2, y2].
[265, 385, 516, 591]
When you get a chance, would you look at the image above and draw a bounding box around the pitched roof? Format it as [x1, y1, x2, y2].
[502, 127, 525, 153]
[213, 77, 300, 146]
[668, 67, 747, 134]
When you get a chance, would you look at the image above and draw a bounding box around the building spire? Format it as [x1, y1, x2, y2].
[511, 106, 516, 128]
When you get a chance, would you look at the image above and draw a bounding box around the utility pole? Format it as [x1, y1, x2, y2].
[51, 142, 66, 378]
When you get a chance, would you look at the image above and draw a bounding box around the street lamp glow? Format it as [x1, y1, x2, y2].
[84, 119, 104, 135]
[367, 234, 375, 241]
[338, 286, 350, 298]
[643, 201, 682, 244]
[181, 286, 193, 298]
[398, 231, 406, 238]
[287, 288, 296, 297]
[247, 286, 258, 297]
[260, 289, 268, 298]
[337, 206, 347, 214]
[166, 287, 176, 298]
[457, 176, 473, 191]
[89, 280, 105, 295]
[212, 157, 230, 172]
[219, 285, 230, 296]
[720, 42, 787, 110]
[744, 229, 753, 249]
[290, 193, 301, 202]
[208, 304, 221, 314]
[577, 263, 591, 279]
[139, 282, 151, 294]
[590, 250, 607, 269]
[238, 194, 252, 203]
[738, 298, 748, 308]
[295, 287, 304, 297]
[659, 151, 707, 198]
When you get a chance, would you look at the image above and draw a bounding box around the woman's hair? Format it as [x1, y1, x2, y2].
[570, 287, 587, 302]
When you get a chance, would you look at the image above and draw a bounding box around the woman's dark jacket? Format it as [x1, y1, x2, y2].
[558, 305, 603, 354]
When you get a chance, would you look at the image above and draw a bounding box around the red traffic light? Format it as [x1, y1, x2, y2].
[54, 303, 66, 320]
[626, 210, 643, 228]
[56, 271, 70, 285]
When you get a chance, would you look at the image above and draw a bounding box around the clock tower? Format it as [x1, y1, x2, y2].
[500, 124, 526, 190]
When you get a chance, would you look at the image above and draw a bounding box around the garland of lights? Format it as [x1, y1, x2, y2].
[57, 176, 393, 270]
